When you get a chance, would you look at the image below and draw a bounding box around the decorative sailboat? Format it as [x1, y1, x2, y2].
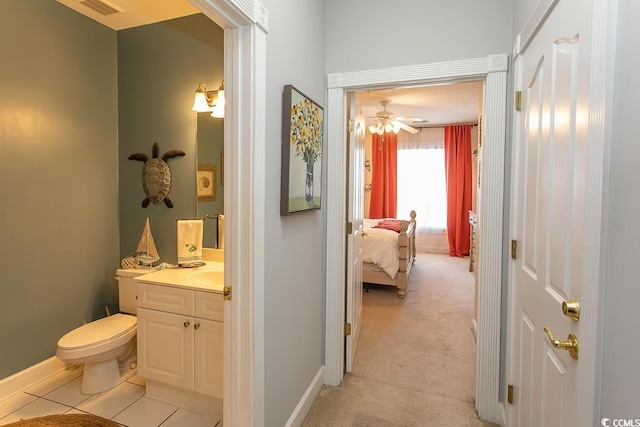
[136, 217, 160, 267]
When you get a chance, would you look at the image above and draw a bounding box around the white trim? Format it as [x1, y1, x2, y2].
[190, 1, 268, 426]
[0, 357, 66, 401]
[284, 366, 325, 427]
[518, 0, 559, 54]
[475, 68, 507, 424]
[578, 0, 613, 424]
[325, 55, 508, 424]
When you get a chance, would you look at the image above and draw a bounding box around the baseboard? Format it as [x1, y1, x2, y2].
[499, 401, 507, 426]
[416, 246, 449, 254]
[0, 357, 66, 401]
[471, 318, 478, 342]
[284, 365, 325, 427]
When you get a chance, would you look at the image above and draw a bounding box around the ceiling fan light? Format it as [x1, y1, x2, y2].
[384, 122, 393, 133]
[368, 124, 377, 134]
[392, 123, 401, 133]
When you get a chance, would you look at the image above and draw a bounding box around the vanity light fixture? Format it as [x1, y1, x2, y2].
[191, 80, 225, 118]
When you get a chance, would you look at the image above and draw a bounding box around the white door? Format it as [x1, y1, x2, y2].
[509, 0, 603, 425]
[345, 94, 365, 372]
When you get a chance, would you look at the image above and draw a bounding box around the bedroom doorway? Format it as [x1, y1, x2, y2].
[325, 54, 508, 424]
[348, 82, 483, 405]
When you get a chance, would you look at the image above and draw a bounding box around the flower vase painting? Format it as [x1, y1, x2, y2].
[280, 84, 324, 215]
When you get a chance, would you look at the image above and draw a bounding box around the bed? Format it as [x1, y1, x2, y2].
[362, 211, 417, 298]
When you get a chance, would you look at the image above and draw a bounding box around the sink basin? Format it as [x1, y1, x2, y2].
[183, 269, 224, 287]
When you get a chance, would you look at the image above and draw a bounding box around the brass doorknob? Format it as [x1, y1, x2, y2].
[544, 327, 579, 359]
[562, 299, 580, 321]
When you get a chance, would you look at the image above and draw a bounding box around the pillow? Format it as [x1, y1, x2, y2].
[374, 219, 402, 233]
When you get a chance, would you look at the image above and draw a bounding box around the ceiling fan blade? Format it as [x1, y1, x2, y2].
[393, 116, 424, 122]
[393, 120, 419, 134]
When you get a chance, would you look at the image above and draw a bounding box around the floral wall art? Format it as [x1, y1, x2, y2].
[280, 85, 324, 215]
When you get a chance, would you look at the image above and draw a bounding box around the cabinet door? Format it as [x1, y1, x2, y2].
[193, 318, 223, 398]
[137, 308, 194, 390]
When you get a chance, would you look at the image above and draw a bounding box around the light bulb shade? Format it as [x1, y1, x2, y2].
[211, 89, 225, 118]
[192, 91, 212, 112]
[368, 124, 377, 133]
[384, 122, 393, 133]
[392, 123, 401, 133]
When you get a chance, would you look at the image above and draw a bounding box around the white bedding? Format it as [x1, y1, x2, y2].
[362, 218, 400, 279]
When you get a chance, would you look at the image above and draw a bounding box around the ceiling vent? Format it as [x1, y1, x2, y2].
[79, 0, 122, 16]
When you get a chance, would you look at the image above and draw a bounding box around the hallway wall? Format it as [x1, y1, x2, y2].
[325, 0, 513, 74]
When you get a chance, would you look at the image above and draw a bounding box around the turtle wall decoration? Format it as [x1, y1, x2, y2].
[128, 143, 186, 208]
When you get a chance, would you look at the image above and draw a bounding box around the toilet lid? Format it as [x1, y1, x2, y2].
[58, 313, 136, 350]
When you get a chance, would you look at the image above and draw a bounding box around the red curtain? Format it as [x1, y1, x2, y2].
[444, 125, 472, 257]
[369, 132, 397, 218]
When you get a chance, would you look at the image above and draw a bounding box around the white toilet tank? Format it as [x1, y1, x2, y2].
[116, 268, 146, 315]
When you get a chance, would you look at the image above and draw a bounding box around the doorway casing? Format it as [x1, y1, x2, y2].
[324, 54, 509, 424]
[190, 0, 268, 426]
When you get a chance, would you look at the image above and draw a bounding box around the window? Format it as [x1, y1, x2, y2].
[396, 128, 447, 230]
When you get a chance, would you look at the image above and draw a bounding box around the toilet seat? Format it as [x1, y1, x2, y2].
[58, 314, 136, 353]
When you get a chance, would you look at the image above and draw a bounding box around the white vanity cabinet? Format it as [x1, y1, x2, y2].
[137, 282, 223, 400]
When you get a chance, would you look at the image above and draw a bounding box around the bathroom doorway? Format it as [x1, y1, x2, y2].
[190, 1, 268, 425]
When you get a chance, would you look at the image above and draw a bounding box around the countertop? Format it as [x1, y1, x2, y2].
[136, 261, 225, 293]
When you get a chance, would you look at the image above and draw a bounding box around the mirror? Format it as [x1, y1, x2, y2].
[196, 113, 224, 248]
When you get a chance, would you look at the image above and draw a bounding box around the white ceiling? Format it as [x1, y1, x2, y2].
[56, 0, 199, 30]
[356, 80, 483, 127]
[57, 0, 483, 126]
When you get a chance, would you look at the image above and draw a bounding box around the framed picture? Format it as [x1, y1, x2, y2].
[197, 164, 216, 201]
[280, 85, 324, 215]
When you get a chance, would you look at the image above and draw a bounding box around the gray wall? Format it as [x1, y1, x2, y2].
[261, 0, 326, 425]
[326, 0, 513, 74]
[0, 0, 119, 378]
[0, 5, 222, 379]
[601, 0, 640, 419]
[118, 15, 223, 264]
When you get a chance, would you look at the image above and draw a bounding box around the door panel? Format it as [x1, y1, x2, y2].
[137, 308, 194, 390]
[195, 318, 223, 398]
[511, 0, 594, 424]
[345, 94, 365, 372]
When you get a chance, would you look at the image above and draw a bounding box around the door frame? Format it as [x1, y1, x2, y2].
[190, 1, 268, 426]
[505, 0, 613, 425]
[325, 54, 509, 424]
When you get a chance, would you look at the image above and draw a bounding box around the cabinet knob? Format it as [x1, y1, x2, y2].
[183, 321, 190, 327]
[194, 323, 200, 330]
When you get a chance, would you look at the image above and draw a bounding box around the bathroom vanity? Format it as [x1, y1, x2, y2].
[135, 262, 224, 417]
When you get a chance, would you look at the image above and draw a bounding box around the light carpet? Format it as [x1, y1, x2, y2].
[303, 253, 496, 426]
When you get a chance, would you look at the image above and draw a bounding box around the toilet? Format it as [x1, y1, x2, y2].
[56, 268, 145, 395]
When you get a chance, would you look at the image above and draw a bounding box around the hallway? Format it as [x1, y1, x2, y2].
[303, 253, 496, 426]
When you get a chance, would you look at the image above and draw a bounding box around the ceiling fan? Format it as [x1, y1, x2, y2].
[366, 100, 422, 135]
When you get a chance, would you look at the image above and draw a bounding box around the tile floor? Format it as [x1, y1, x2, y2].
[0, 367, 222, 426]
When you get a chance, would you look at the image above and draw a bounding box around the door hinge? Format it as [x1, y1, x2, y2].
[223, 286, 232, 301]
[346, 221, 353, 235]
[344, 323, 352, 336]
[348, 118, 355, 132]
[515, 91, 522, 111]
[508, 384, 514, 404]
[511, 240, 518, 259]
